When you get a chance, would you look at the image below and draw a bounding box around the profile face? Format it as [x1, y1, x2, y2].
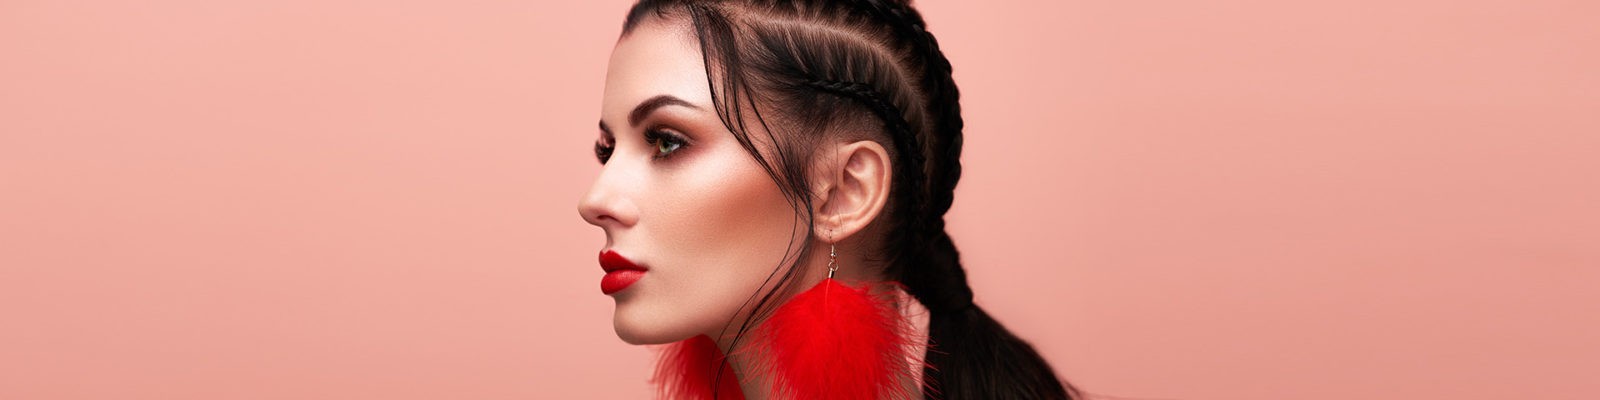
[578, 16, 804, 345]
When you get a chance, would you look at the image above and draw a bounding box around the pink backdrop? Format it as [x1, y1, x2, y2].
[2, 1, 1596, 399]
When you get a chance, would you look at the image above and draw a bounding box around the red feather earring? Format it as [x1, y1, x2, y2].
[651, 231, 921, 399]
[652, 334, 745, 400]
[745, 233, 921, 400]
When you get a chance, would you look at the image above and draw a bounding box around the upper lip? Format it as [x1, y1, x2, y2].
[599, 249, 648, 273]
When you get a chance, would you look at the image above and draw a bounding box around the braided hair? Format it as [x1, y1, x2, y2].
[623, 1, 1079, 398]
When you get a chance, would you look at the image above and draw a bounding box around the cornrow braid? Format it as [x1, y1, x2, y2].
[844, 2, 1078, 399]
[847, 0, 970, 309]
[797, 79, 925, 180]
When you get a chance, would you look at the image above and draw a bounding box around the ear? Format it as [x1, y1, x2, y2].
[811, 140, 892, 243]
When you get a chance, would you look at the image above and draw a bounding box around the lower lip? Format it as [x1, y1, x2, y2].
[601, 270, 645, 295]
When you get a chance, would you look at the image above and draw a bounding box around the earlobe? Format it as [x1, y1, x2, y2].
[812, 141, 892, 243]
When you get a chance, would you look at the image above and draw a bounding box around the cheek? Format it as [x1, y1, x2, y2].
[645, 148, 802, 331]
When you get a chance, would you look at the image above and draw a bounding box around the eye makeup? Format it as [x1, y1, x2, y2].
[643, 128, 690, 160]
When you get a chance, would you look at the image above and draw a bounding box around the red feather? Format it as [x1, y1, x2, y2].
[745, 278, 920, 400]
[652, 335, 746, 400]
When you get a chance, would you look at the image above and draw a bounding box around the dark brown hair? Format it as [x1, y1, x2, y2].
[621, 1, 1078, 398]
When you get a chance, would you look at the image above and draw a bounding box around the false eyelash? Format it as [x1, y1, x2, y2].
[594, 141, 614, 164]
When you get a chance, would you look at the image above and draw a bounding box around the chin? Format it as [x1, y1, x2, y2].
[612, 301, 699, 345]
[614, 326, 675, 345]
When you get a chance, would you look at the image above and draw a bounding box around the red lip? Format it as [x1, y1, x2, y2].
[599, 249, 648, 295]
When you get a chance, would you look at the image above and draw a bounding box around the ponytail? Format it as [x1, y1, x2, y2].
[859, 1, 1081, 397]
[902, 230, 1078, 399]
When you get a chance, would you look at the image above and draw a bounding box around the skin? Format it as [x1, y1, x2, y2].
[578, 14, 904, 398]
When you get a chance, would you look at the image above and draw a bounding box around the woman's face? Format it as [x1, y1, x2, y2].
[579, 17, 805, 345]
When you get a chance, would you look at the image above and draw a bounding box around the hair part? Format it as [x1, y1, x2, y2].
[622, 1, 1079, 398]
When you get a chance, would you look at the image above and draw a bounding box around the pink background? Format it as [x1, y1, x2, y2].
[2, 0, 1596, 399]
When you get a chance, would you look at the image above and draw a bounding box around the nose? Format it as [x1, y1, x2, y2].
[578, 162, 639, 230]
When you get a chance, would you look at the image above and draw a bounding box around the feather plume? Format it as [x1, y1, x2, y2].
[747, 279, 919, 399]
[652, 335, 746, 400]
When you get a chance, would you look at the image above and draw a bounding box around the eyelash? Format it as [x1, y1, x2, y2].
[593, 128, 689, 165]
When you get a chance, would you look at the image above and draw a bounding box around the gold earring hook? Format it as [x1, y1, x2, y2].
[827, 228, 838, 279]
[827, 243, 838, 279]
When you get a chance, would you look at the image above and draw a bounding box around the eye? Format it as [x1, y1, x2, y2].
[594, 141, 614, 164]
[643, 129, 688, 159]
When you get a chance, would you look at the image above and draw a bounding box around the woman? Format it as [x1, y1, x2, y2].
[579, 0, 1078, 398]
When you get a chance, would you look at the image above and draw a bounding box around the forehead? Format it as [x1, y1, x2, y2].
[602, 17, 711, 123]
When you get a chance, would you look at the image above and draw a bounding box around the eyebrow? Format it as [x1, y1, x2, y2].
[598, 94, 701, 136]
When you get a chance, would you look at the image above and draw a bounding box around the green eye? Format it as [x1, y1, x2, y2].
[643, 129, 687, 159]
[657, 138, 680, 155]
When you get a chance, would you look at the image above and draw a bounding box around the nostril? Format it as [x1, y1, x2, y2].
[578, 200, 605, 226]
[578, 172, 637, 227]
[578, 192, 621, 227]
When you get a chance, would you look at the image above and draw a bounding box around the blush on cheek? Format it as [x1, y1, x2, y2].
[647, 142, 806, 336]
